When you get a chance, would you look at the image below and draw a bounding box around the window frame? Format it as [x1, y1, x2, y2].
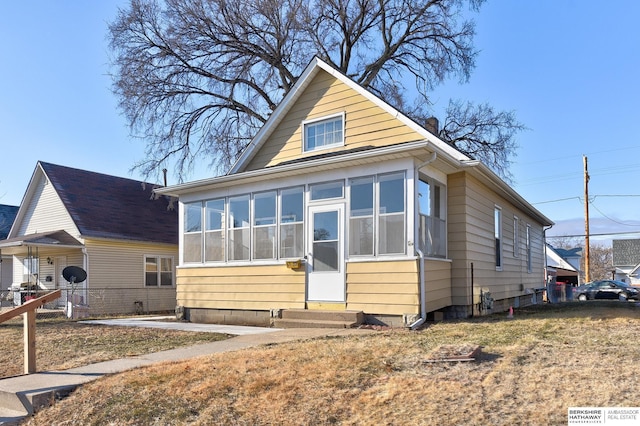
[495, 206, 503, 271]
[513, 216, 520, 258]
[526, 224, 532, 273]
[417, 175, 447, 258]
[204, 198, 225, 262]
[279, 186, 305, 259]
[227, 194, 251, 262]
[377, 171, 406, 255]
[348, 176, 375, 257]
[302, 112, 345, 152]
[252, 190, 278, 260]
[144, 255, 175, 287]
[183, 201, 203, 263]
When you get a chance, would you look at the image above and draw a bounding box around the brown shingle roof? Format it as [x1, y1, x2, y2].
[39, 162, 177, 245]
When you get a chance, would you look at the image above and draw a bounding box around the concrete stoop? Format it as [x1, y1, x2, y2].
[273, 309, 364, 329]
[0, 383, 79, 421]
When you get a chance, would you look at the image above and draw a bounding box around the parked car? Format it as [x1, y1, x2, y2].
[574, 280, 640, 301]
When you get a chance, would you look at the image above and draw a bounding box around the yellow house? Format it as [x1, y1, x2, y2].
[156, 57, 553, 328]
[0, 162, 178, 316]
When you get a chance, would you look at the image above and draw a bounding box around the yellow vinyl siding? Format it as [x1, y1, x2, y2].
[176, 265, 306, 310]
[448, 172, 546, 306]
[84, 238, 178, 314]
[424, 259, 453, 313]
[245, 72, 424, 170]
[346, 260, 419, 315]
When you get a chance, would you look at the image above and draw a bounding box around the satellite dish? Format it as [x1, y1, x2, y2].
[62, 266, 87, 284]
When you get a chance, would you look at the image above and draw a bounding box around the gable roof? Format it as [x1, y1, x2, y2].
[0, 204, 18, 240]
[230, 56, 468, 174]
[159, 57, 552, 227]
[12, 162, 178, 245]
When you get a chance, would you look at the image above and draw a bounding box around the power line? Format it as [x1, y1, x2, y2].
[548, 230, 640, 238]
[532, 195, 640, 205]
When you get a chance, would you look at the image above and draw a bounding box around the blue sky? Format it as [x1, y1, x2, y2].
[1, 0, 639, 245]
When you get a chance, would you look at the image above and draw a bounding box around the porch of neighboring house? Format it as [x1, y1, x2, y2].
[0, 231, 88, 317]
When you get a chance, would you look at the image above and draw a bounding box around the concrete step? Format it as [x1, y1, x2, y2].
[273, 318, 359, 329]
[0, 390, 29, 418]
[0, 407, 29, 426]
[275, 309, 364, 329]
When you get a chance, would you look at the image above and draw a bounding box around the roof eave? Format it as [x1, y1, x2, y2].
[156, 140, 437, 197]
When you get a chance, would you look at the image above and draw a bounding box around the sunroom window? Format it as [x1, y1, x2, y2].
[349, 176, 374, 256]
[280, 186, 304, 258]
[228, 195, 250, 261]
[418, 177, 446, 258]
[253, 191, 277, 260]
[378, 172, 406, 255]
[303, 113, 344, 152]
[183, 202, 202, 263]
[205, 199, 225, 262]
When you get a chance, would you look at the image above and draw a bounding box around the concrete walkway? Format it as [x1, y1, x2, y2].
[0, 318, 373, 425]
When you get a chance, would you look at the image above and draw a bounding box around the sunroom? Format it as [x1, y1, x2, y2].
[161, 140, 453, 325]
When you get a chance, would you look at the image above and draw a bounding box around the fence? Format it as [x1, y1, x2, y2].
[1, 284, 177, 319]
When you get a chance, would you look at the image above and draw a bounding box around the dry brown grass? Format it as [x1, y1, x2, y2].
[24, 302, 640, 425]
[0, 317, 229, 378]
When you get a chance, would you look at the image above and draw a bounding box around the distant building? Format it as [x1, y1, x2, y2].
[612, 239, 640, 284]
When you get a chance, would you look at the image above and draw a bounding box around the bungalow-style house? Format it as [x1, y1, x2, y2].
[0, 162, 178, 315]
[155, 57, 553, 328]
[0, 204, 19, 300]
[612, 239, 640, 284]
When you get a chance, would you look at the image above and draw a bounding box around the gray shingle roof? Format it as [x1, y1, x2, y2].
[0, 204, 18, 240]
[612, 239, 640, 267]
[39, 162, 177, 245]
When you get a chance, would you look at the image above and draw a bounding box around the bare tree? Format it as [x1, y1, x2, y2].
[549, 237, 613, 282]
[108, 0, 522, 182]
[582, 244, 613, 281]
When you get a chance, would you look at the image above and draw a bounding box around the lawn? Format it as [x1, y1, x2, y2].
[0, 316, 230, 378]
[23, 302, 640, 425]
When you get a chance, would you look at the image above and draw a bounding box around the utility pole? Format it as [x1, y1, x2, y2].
[583, 155, 590, 283]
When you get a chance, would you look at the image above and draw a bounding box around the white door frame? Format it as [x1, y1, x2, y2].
[307, 203, 345, 302]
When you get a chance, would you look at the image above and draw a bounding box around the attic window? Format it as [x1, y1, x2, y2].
[303, 113, 344, 152]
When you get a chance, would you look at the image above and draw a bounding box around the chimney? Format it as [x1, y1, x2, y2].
[425, 117, 439, 135]
[163, 168, 168, 187]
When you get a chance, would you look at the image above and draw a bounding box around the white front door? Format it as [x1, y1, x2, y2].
[307, 204, 345, 302]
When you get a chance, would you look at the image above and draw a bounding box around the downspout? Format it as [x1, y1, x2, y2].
[410, 151, 437, 330]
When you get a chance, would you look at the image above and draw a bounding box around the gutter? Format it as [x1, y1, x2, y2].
[410, 151, 437, 330]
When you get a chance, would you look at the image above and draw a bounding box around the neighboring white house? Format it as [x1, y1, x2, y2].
[0, 162, 178, 315]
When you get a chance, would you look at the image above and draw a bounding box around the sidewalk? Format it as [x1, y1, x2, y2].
[0, 318, 373, 425]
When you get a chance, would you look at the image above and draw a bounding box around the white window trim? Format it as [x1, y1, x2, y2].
[526, 224, 532, 273]
[513, 215, 520, 258]
[495, 206, 503, 271]
[302, 112, 345, 152]
[144, 255, 175, 287]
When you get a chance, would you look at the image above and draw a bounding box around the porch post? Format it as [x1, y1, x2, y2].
[23, 309, 36, 374]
